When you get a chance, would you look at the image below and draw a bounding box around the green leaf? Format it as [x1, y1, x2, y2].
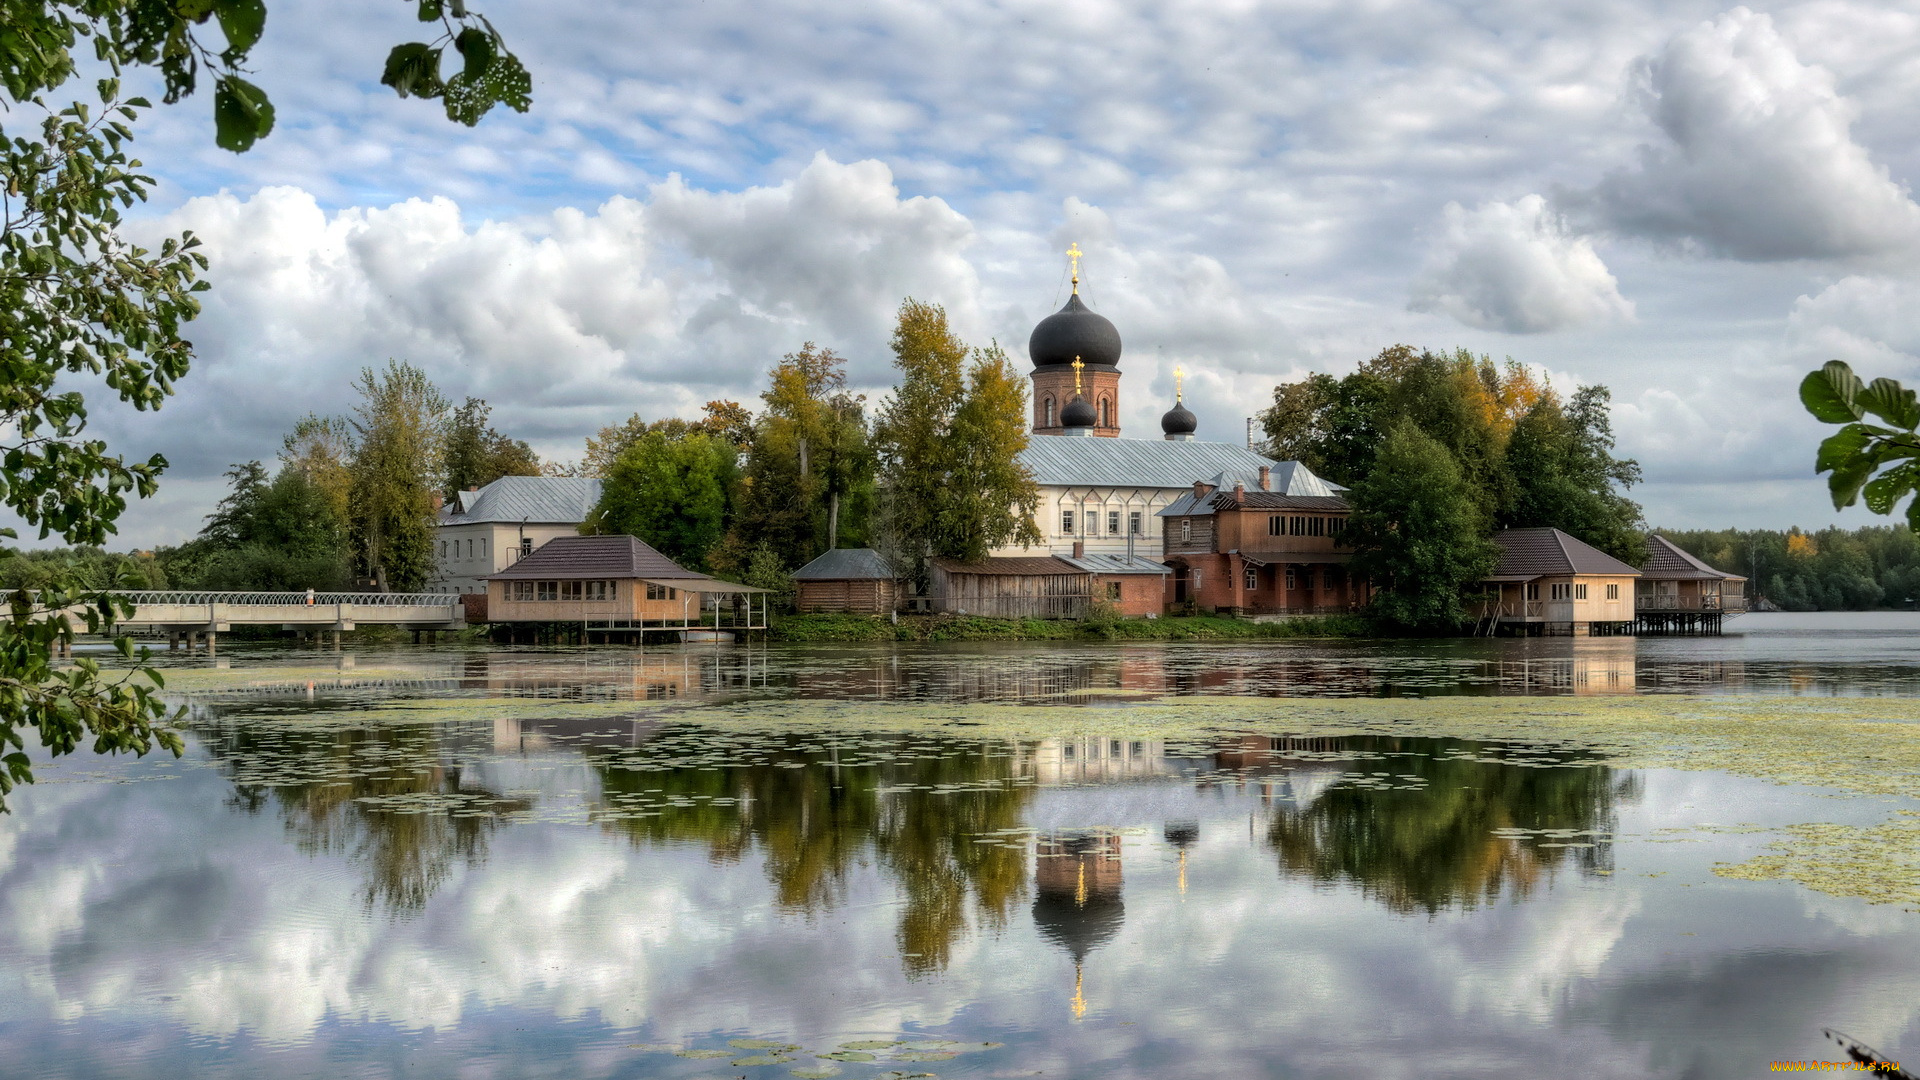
[1863, 464, 1919, 516]
[214, 0, 267, 59]
[454, 27, 494, 82]
[212, 76, 275, 152]
[1802, 361, 1867, 424]
[417, 0, 444, 20]
[1814, 424, 1872, 476]
[1858, 377, 1920, 431]
[381, 43, 444, 99]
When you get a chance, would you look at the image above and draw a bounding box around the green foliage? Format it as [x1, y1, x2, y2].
[1346, 421, 1501, 630]
[348, 361, 448, 592]
[1260, 345, 1641, 561]
[728, 345, 875, 571]
[740, 544, 794, 610]
[442, 396, 540, 499]
[158, 458, 351, 590]
[588, 429, 739, 570]
[1801, 360, 1920, 525]
[0, 546, 165, 590]
[873, 300, 1041, 584]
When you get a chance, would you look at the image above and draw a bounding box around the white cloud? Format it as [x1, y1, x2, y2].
[1408, 195, 1634, 333]
[1590, 6, 1920, 261]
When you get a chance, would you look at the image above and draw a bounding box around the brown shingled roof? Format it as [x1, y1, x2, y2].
[485, 534, 705, 580]
[1642, 535, 1747, 581]
[1491, 528, 1642, 579]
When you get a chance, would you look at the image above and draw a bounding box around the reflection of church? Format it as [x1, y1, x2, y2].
[1033, 832, 1126, 1019]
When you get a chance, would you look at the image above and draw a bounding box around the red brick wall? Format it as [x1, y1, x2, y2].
[1095, 574, 1167, 617]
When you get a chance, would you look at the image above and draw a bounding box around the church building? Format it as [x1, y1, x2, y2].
[994, 250, 1338, 562]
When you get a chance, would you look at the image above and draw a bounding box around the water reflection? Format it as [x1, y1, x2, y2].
[201, 716, 529, 913]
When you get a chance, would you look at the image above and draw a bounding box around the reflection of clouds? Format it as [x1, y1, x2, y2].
[2, 746, 1919, 1075]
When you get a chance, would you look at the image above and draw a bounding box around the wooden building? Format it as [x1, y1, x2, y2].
[1157, 470, 1361, 615]
[1636, 534, 1748, 633]
[928, 556, 1093, 619]
[1477, 528, 1639, 635]
[484, 534, 769, 639]
[791, 548, 900, 614]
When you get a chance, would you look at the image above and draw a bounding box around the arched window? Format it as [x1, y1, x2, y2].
[1044, 397, 1055, 427]
[1100, 397, 1111, 427]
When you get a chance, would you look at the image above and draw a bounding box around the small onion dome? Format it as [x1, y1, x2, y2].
[1161, 400, 1197, 437]
[1062, 394, 1098, 429]
[1029, 293, 1122, 370]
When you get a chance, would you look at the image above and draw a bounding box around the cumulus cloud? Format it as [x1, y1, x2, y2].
[105, 154, 979, 497]
[1408, 195, 1633, 334]
[1589, 7, 1920, 261]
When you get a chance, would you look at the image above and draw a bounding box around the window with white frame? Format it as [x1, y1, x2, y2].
[1129, 511, 1142, 535]
[1244, 567, 1259, 591]
[1061, 510, 1076, 535]
[1180, 519, 1192, 543]
[1107, 510, 1120, 535]
[1285, 567, 1296, 589]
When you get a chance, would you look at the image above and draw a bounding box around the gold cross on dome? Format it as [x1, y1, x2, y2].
[1066, 243, 1083, 293]
[1174, 364, 1185, 402]
[1072, 356, 1084, 395]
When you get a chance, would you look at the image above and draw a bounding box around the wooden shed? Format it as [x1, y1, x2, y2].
[484, 534, 770, 635]
[791, 548, 900, 614]
[928, 556, 1092, 620]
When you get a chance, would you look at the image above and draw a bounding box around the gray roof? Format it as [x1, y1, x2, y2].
[1018, 436, 1284, 489]
[1160, 487, 1350, 517]
[792, 548, 897, 581]
[933, 556, 1085, 577]
[1490, 528, 1642, 579]
[440, 476, 603, 526]
[1057, 553, 1171, 575]
[1643, 535, 1747, 582]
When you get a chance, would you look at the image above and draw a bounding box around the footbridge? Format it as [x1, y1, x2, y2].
[77, 591, 465, 651]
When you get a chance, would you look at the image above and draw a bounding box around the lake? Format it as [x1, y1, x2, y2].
[2, 612, 1918, 1078]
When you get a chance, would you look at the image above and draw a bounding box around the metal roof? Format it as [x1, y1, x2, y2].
[1018, 436, 1284, 489]
[932, 556, 1085, 576]
[1057, 553, 1171, 575]
[440, 476, 603, 526]
[1642, 535, 1747, 581]
[1159, 485, 1349, 518]
[485, 534, 705, 580]
[1490, 528, 1642, 579]
[791, 548, 897, 580]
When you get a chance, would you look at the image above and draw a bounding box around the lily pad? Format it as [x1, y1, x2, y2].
[732, 1039, 801, 1051]
[819, 1051, 877, 1062]
[676, 1049, 732, 1059]
[733, 1055, 798, 1067]
[840, 1040, 902, 1050]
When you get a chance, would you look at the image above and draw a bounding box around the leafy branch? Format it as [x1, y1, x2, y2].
[1801, 360, 1920, 524]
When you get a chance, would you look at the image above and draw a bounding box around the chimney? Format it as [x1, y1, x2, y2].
[1193, 480, 1215, 498]
[1233, 482, 1246, 502]
[1072, 540, 1085, 559]
[467, 485, 479, 492]
[1258, 465, 1271, 491]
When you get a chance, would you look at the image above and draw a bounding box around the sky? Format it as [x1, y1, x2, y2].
[36, 0, 1920, 546]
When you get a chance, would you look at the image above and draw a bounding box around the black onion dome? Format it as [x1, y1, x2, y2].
[1061, 394, 1098, 428]
[1161, 401, 1197, 436]
[1028, 293, 1122, 370]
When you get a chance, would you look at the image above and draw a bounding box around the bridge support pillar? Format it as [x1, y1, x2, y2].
[204, 632, 217, 656]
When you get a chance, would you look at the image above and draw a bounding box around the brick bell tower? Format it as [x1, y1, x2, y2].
[1029, 245, 1122, 438]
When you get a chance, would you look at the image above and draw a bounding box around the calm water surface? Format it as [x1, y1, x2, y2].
[2, 613, 1918, 1078]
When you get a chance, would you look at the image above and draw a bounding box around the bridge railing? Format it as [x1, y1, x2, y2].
[100, 591, 459, 607]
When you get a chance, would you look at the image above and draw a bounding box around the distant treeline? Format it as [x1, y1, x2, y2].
[1661, 527, 1920, 611]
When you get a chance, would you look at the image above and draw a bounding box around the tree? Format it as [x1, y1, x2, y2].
[1346, 421, 1500, 629]
[581, 400, 753, 478]
[1, 2, 532, 808]
[1500, 388, 1646, 563]
[873, 300, 1039, 584]
[729, 344, 876, 572]
[282, 414, 355, 527]
[442, 397, 540, 498]
[586, 430, 739, 569]
[348, 362, 448, 592]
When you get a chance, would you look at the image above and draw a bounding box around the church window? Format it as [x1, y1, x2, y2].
[1100, 398, 1111, 427]
[1061, 510, 1076, 535]
[1180, 519, 1192, 543]
[1244, 568, 1259, 592]
[1129, 511, 1142, 535]
[1285, 567, 1296, 589]
[1107, 511, 1120, 535]
[1044, 397, 1055, 427]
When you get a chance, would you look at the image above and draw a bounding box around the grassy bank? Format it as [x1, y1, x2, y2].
[766, 611, 1373, 643]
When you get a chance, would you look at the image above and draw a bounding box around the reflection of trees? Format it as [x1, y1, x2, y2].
[1263, 737, 1635, 914]
[200, 713, 528, 913]
[594, 733, 1031, 974]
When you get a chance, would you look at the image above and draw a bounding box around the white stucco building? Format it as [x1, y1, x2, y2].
[432, 476, 603, 593]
